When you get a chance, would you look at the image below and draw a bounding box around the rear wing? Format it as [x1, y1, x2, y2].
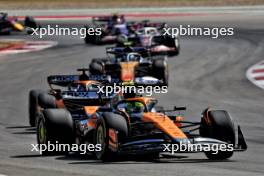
[127, 20, 167, 30]
[62, 90, 114, 99]
[47, 75, 79, 87]
[106, 46, 149, 55]
[47, 74, 111, 87]
[61, 90, 118, 106]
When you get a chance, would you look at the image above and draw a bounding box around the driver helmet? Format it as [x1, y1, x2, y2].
[127, 53, 140, 62]
[69, 83, 86, 92]
[126, 102, 144, 114]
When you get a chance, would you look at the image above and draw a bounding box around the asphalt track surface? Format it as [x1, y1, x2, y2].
[0, 12, 264, 176]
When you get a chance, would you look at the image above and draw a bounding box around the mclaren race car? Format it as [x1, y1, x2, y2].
[117, 26, 180, 56]
[28, 68, 111, 127]
[35, 92, 247, 161]
[89, 47, 169, 86]
[0, 12, 39, 35]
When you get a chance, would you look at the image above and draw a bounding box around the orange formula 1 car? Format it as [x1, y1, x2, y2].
[28, 68, 111, 127]
[89, 47, 169, 86]
[34, 90, 247, 161]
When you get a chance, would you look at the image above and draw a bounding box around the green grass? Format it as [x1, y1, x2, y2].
[1, 0, 264, 9]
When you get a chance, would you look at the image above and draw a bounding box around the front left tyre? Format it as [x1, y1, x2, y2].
[37, 109, 74, 155]
[94, 112, 128, 161]
[28, 89, 45, 127]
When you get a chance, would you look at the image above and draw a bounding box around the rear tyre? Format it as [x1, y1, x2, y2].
[38, 93, 56, 109]
[94, 112, 128, 161]
[200, 110, 235, 160]
[165, 36, 180, 56]
[89, 61, 104, 75]
[84, 34, 92, 44]
[37, 109, 74, 155]
[153, 57, 168, 86]
[84, 26, 93, 44]
[29, 89, 45, 127]
[84, 25, 102, 44]
[24, 16, 38, 34]
[93, 30, 103, 45]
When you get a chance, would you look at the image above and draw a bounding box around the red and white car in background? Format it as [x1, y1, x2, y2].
[117, 26, 180, 56]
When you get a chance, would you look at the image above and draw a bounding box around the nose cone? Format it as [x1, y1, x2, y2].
[120, 62, 138, 81]
[13, 22, 24, 31]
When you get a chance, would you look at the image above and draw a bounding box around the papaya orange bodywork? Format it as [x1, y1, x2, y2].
[174, 116, 184, 127]
[142, 112, 187, 139]
[120, 62, 139, 81]
[84, 106, 99, 115]
[13, 22, 24, 31]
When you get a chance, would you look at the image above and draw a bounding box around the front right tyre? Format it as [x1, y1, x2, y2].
[200, 110, 235, 160]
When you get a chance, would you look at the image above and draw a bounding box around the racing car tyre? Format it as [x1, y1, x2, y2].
[37, 109, 74, 155]
[95, 112, 128, 161]
[168, 38, 180, 56]
[38, 93, 56, 109]
[84, 26, 94, 44]
[29, 89, 45, 127]
[84, 34, 92, 44]
[89, 61, 104, 75]
[164, 36, 180, 56]
[84, 25, 102, 44]
[93, 26, 103, 44]
[24, 16, 38, 34]
[94, 34, 102, 45]
[200, 110, 235, 160]
[84, 26, 91, 44]
[153, 57, 169, 86]
[175, 38, 180, 54]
